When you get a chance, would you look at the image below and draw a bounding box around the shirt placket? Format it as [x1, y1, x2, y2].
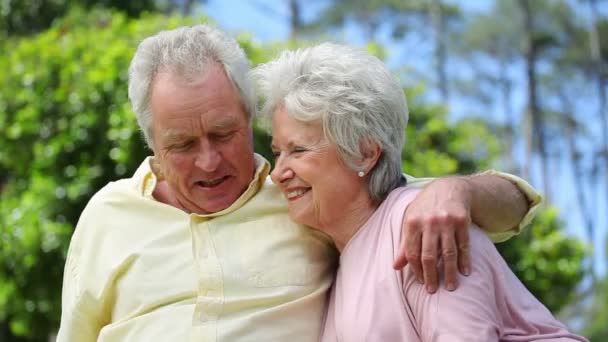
[190, 215, 224, 341]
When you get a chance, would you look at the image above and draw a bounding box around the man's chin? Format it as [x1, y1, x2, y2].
[188, 194, 239, 215]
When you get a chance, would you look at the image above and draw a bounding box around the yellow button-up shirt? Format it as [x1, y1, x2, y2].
[57, 155, 337, 341]
[57, 154, 540, 341]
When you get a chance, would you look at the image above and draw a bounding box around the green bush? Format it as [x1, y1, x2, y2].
[496, 207, 587, 312]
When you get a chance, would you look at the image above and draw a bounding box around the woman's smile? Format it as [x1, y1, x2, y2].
[285, 187, 311, 201]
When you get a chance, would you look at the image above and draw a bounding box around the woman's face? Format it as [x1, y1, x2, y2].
[270, 107, 367, 230]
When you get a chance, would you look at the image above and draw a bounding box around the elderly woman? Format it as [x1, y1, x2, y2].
[253, 43, 586, 341]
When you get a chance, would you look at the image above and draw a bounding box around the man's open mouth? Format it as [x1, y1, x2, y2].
[196, 176, 230, 188]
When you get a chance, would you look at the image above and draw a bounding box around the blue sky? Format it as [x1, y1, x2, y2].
[203, 0, 607, 275]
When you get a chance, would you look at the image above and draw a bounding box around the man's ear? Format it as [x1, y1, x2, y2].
[360, 140, 382, 174]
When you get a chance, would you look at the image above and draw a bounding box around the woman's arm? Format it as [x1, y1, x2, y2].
[403, 226, 587, 342]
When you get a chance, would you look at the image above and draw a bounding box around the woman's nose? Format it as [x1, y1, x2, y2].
[270, 156, 294, 184]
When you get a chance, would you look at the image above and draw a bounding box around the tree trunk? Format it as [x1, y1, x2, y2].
[289, 0, 301, 41]
[588, 0, 608, 254]
[559, 92, 597, 283]
[518, 0, 550, 201]
[430, 0, 449, 102]
[182, 0, 196, 15]
[499, 57, 517, 174]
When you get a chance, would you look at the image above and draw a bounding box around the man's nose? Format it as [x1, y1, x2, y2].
[194, 140, 221, 172]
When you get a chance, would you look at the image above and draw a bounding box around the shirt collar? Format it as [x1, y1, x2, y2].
[132, 154, 271, 217]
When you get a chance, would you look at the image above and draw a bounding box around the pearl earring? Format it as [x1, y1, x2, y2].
[358, 171, 365, 177]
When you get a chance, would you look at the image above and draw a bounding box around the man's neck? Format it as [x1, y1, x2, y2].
[152, 180, 186, 211]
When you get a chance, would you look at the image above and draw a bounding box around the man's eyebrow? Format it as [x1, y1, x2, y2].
[211, 116, 239, 130]
[162, 129, 192, 142]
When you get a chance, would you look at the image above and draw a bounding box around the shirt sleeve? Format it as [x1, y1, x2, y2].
[56, 205, 107, 342]
[403, 170, 543, 242]
[403, 227, 587, 342]
[478, 170, 542, 242]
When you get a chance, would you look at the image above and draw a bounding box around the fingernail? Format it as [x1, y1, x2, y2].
[426, 285, 436, 293]
[418, 277, 424, 284]
[446, 283, 455, 291]
[463, 267, 470, 276]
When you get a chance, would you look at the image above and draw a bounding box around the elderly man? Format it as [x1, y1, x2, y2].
[57, 25, 540, 341]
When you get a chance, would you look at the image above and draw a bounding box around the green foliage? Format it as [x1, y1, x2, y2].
[1, 0, 71, 36]
[583, 275, 608, 340]
[402, 86, 500, 176]
[496, 208, 587, 312]
[0, 0, 164, 37]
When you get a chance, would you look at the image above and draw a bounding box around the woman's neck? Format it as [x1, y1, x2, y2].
[320, 193, 379, 253]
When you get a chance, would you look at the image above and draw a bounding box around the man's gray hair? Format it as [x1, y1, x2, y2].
[253, 43, 408, 202]
[128, 25, 255, 149]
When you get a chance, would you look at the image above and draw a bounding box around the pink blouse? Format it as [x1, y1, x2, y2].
[321, 187, 587, 342]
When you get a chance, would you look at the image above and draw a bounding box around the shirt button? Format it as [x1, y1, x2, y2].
[199, 311, 210, 322]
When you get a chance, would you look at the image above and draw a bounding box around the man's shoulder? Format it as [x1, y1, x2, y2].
[248, 175, 289, 208]
[71, 175, 155, 249]
[86, 156, 153, 207]
[87, 177, 138, 208]
[76, 175, 144, 229]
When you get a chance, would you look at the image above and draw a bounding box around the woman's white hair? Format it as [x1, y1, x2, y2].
[128, 25, 255, 149]
[253, 43, 409, 202]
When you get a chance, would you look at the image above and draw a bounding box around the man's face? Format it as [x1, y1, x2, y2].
[150, 64, 255, 214]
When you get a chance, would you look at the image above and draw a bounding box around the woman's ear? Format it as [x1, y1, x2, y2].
[360, 140, 382, 174]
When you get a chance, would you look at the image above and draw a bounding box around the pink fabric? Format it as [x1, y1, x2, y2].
[321, 187, 587, 342]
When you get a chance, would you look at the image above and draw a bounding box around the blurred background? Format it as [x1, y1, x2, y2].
[0, 0, 606, 340]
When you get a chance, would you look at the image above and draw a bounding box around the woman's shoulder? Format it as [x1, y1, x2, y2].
[382, 186, 422, 211]
[366, 187, 422, 244]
